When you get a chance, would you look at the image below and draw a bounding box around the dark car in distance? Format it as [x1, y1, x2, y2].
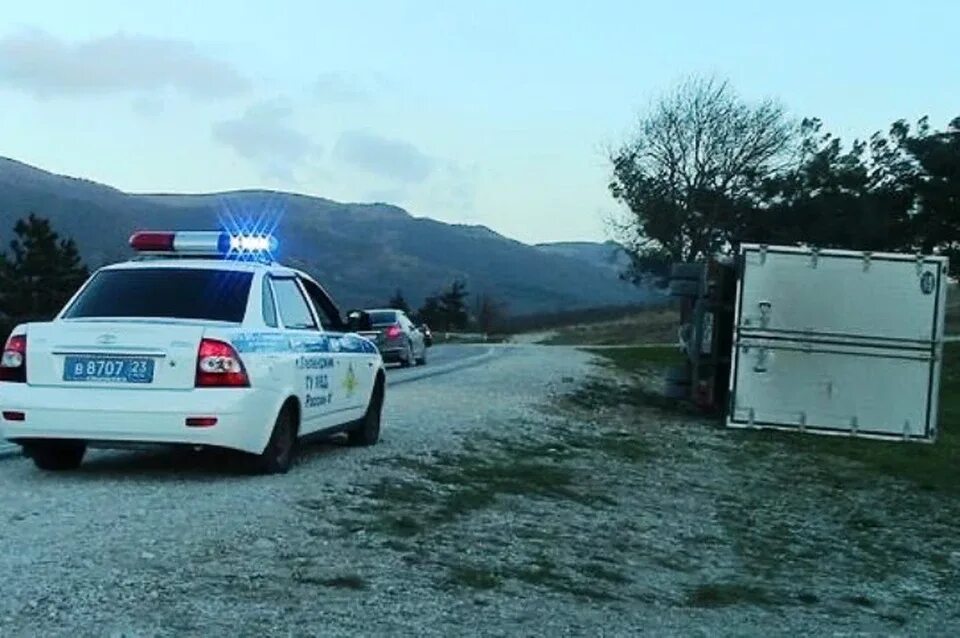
[359, 308, 429, 367]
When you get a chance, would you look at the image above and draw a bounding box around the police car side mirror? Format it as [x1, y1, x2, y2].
[345, 310, 373, 332]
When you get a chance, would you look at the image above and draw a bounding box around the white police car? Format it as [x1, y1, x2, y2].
[0, 230, 385, 474]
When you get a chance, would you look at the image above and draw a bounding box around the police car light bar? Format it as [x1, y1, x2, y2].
[129, 231, 278, 256]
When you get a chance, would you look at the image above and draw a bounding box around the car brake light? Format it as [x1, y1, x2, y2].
[186, 416, 218, 427]
[386, 325, 402, 339]
[0, 334, 27, 383]
[195, 338, 249, 387]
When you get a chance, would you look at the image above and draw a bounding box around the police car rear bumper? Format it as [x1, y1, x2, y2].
[0, 386, 282, 455]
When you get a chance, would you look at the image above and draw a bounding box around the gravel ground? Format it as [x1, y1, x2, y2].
[1, 344, 958, 636]
[0, 345, 588, 636]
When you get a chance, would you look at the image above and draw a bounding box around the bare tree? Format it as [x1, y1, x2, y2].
[475, 293, 506, 336]
[609, 76, 795, 270]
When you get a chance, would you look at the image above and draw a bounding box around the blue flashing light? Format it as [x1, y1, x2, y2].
[216, 196, 285, 263]
[217, 232, 232, 254]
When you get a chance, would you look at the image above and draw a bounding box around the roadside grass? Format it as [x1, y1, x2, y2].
[333, 438, 584, 542]
[323, 336, 960, 615]
[585, 340, 960, 618]
[563, 426, 652, 464]
[946, 283, 960, 334]
[447, 565, 502, 590]
[684, 582, 830, 609]
[584, 345, 684, 370]
[540, 308, 680, 346]
[291, 569, 368, 590]
[445, 554, 624, 601]
[686, 582, 786, 608]
[573, 346, 698, 417]
[330, 430, 641, 601]
[586, 343, 960, 496]
[365, 440, 589, 534]
[729, 342, 960, 495]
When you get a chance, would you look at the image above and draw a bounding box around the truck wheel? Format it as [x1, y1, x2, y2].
[349, 378, 384, 446]
[28, 441, 86, 471]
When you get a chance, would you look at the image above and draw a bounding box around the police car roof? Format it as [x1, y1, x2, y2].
[100, 257, 300, 277]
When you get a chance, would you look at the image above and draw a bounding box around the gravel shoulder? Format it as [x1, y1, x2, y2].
[0, 345, 590, 637]
[1, 345, 958, 636]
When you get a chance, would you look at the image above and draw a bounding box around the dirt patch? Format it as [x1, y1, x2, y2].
[319, 350, 960, 633]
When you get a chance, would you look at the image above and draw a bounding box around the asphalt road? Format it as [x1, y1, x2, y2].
[384, 343, 498, 384]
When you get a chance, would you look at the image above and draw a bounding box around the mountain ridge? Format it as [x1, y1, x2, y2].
[0, 157, 652, 315]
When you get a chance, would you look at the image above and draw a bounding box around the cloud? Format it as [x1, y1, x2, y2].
[425, 161, 478, 216]
[332, 130, 436, 183]
[0, 29, 248, 98]
[131, 95, 165, 117]
[359, 160, 478, 222]
[212, 101, 319, 181]
[313, 72, 371, 104]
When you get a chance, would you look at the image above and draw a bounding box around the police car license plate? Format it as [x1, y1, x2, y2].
[63, 356, 155, 384]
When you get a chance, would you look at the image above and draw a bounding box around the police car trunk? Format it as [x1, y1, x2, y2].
[0, 234, 281, 455]
[27, 264, 252, 391]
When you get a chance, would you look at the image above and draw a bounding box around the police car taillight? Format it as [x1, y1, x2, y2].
[386, 325, 402, 339]
[195, 338, 249, 388]
[0, 334, 27, 383]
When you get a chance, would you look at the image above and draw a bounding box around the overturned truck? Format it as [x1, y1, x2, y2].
[666, 244, 949, 442]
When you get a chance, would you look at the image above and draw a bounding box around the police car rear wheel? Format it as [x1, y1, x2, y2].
[252, 407, 298, 474]
[29, 441, 86, 471]
[349, 380, 383, 446]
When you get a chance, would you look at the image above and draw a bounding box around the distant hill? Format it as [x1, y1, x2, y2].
[535, 240, 632, 276]
[0, 157, 653, 315]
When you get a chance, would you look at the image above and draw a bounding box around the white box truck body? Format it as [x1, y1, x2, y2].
[727, 244, 949, 441]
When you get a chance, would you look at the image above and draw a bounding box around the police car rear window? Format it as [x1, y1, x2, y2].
[63, 268, 253, 322]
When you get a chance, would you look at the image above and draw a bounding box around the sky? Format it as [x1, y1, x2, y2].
[0, 1, 957, 245]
